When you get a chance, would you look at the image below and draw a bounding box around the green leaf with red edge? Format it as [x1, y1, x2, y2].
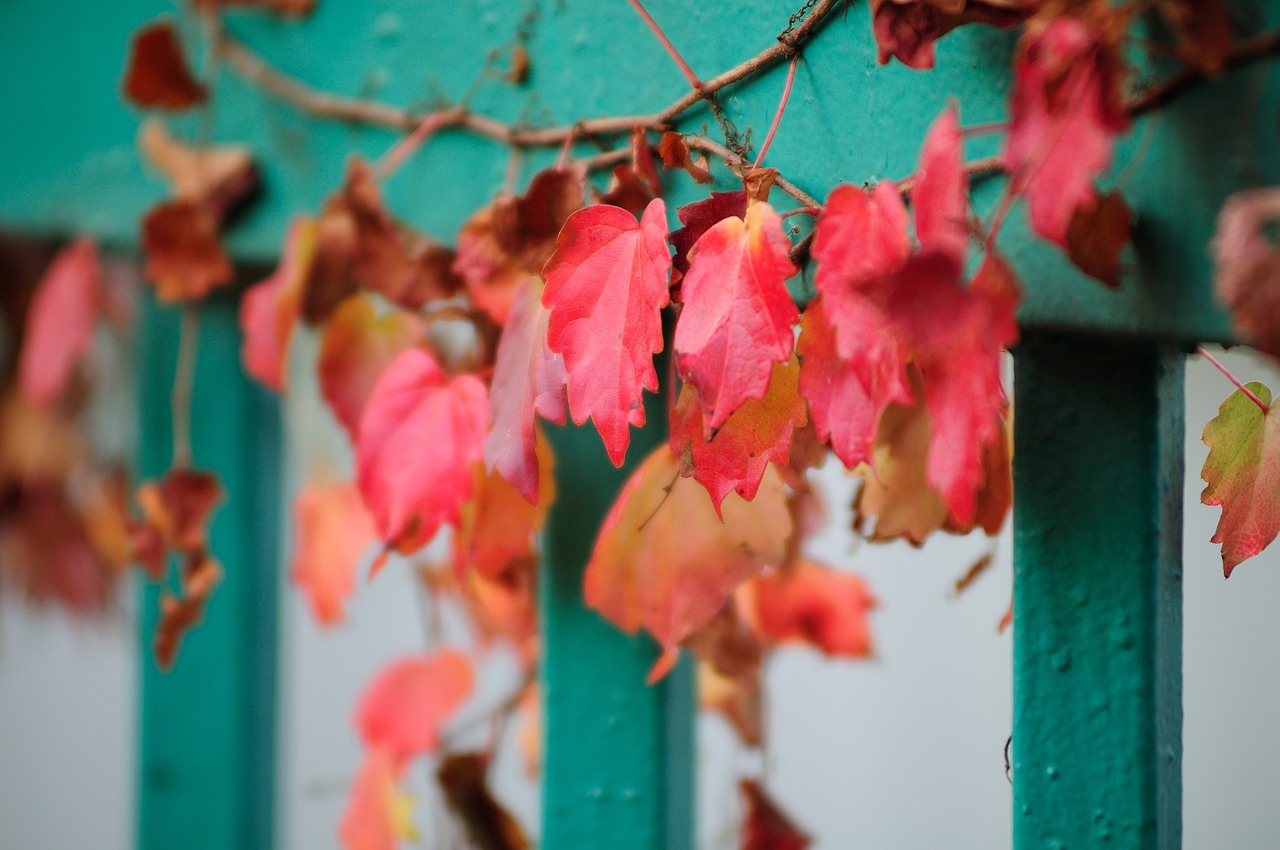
[675, 201, 799, 436]
[542, 199, 671, 467]
[670, 355, 807, 516]
[355, 650, 474, 767]
[289, 480, 377, 627]
[356, 348, 488, 554]
[319, 293, 425, 440]
[748, 559, 876, 658]
[18, 239, 102, 408]
[121, 19, 206, 110]
[486, 278, 567, 504]
[1201, 382, 1280, 577]
[240, 218, 318, 392]
[584, 446, 791, 650]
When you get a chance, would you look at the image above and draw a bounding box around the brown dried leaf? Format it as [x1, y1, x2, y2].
[437, 754, 531, 850]
[153, 554, 222, 671]
[658, 132, 714, 184]
[122, 19, 206, 110]
[141, 200, 234, 302]
[741, 780, 811, 850]
[138, 120, 260, 221]
[1066, 190, 1130, 288]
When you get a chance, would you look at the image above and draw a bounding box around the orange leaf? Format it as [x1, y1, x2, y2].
[454, 440, 553, 582]
[339, 746, 413, 850]
[240, 218, 318, 391]
[355, 650, 474, 766]
[138, 119, 260, 221]
[18, 239, 102, 408]
[749, 559, 876, 658]
[290, 480, 377, 627]
[584, 446, 791, 649]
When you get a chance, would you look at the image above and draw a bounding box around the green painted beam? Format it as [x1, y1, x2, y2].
[137, 290, 281, 850]
[540, 362, 695, 850]
[1012, 335, 1183, 849]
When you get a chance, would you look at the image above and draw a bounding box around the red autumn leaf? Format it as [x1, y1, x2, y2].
[599, 127, 663, 216]
[437, 753, 532, 850]
[797, 296, 912, 470]
[1065, 189, 1131, 288]
[668, 191, 747, 285]
[670, 356, 807, 516]
[453, 205, 539, 328]
[1005, 14, 1128, 245]
[542, 199, 672, 466]
[870, 0, 1034, 70]
[319, 294, 425, 440]
[121, 19, 206, 110]
[338, 746, 412, 850]
[138, 120, 260, 223]
[912, 104, 969, 263]
[1200, 382, 1280, 576]
[240, 218, 318, 391]
[18, 239, 102, 408]
[749, 560, 876, 658]
[355, 650, 474, 766]
[454, 444, 553, 582]
[290, 480, 377, 627]
[584, 446, 792, 650]
[675, 202, 799, 435]
[141, 199, 234, 302]
[740, 780, 811, 850]
[658, 132, 714, 185]
[812, 182, 910, 358]
[1211, 188, 1280, 363]
[153, 554, 222, 671]
[486, 279, 568, 504]
[356, 349, 488, 554]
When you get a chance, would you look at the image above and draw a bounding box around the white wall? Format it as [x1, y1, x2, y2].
[2, 346, 1279, 849]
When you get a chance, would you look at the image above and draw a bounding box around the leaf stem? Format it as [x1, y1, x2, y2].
[625, 0, 701, 89]
[376, 112, 449, 179]
[171, 305, 200, 469]
[753, 54, 799, 169]
[1198, 346, 1270, 413]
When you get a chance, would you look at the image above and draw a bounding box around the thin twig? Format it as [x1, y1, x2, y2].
[171, 306, 200, 469]
[684, 134, 820, 207]
[626, 0, 701, 88]
[1128, 27, 1280, 116]
[754, 54, 800, 169]
[1197, 346, 1271, 413]
[896, 154, 1009, 198]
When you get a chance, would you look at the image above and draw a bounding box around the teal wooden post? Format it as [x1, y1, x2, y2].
[1012, 335, 1184, 849]
[541, 376, 695, 850]
[136, 291, 281, 850]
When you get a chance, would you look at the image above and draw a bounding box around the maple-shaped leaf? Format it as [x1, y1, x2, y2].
[320, 294, 425, 440]
[1065, 189, 1131, 288]
[675, 202, 799, 435]
[153, 554, 222, 671]
[454, 447, 553, 582]
[670, 355, 807, 515]
[741, 780, 811, 850]
[356, 348, 488, 554]
[290, 480, 377, 627]
[1211, 188, 1280, 363]
[338, 746, 415, 850]
[668, 191, 747, 287]
[355, 650, 474, 766]
[142, 200, 234, 302]
[121, 19, 206, 110]
[870, 0, 1034, 69]
[912, 104, 969, 263]
[240, 218, 318, 392]
[749, 560, 876, 658]
[1201, 382, 1280, 576]
[485, 279, 568, 504]
[811, 182, 910, 358]
[584, 446, 791, 650]
[437, 753, 532, 850]
[138, 120, 260, 222]
[18, 239, 102, 408]
[1005, 14, 1128, 245]
[797, 296, 912, 470]
[658, 132, 714, 184]
[543, 199, 671, 466]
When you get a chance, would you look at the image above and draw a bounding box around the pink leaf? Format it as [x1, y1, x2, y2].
[19, 239, 102, 407]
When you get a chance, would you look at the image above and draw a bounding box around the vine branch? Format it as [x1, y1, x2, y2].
[1128, 27, 1280, 116]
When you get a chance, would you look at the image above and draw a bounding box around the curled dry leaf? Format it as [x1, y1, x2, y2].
[339, 746, 416, 850]
[141, 200, 234, 303]
[290, 480, 377, 627]
[741, 780, 812, 850]
[670, 356, 807, 516]
[1201, 382, 1280, 576]
[240, 218, 318, 391]
[356, 348, 488, 555]
[749, 560, 876, 658]
[355, 650, 474, 767]
[1212, 188, 1280, 363]
[153, 554, 222, 671]
[319, 293, 425, 440]
[675, 202, 799, 435]
[18, 239, 102, 408]
[584, 446, 791, 650]
[658, 132, 714, 185]
[485, 279, 567, 504]
[437, 753, 532, 850]
[121, 19, 206, 111]
[133, 468, 224, 559]
[871, 0, 1034, 70]
[138, 120, 260, 221]
[542, 199, 671, 466]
